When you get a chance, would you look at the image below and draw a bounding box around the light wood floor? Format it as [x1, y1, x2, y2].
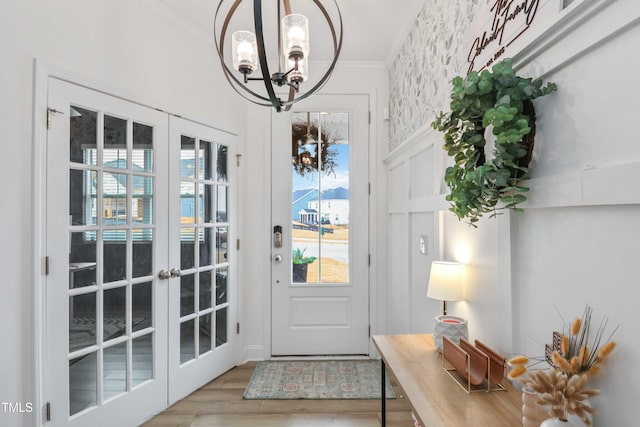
[142, 362, 416, 427]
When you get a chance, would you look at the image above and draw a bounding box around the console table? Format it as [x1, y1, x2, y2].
[372, 334, 522, 427]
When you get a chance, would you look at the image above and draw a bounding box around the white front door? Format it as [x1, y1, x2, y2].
[271, 94, 370, 355]
[167, 117, 237, 404]
[45, 79, 237, 426]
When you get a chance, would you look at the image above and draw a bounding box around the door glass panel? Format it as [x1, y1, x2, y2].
[132, 334, 153, 387]
[133, 176, 153, 225]
[70, 106, 97, 165]
[133, 228, 153, 278]
[104, 232, 127, 283]
[180, 274, 195, 317]
[181, 182, 196, 225]
[69, 352, 97, 416]
[69, 232, 97, 289]
[69, 169, 97, 226]
[103, 172, 127, 225]
[181, 227, 196, 270]
[199, 270, 212, 310]
[216, 144, 228, 183]
[200, 227, 213, 267]
[216, 268, 228, 305]
[200, 140, 213, 180]
[133, 122, 154, 173]
[217, 185, 227, 222]
[132, 282, 152, 332]
[291, 111, 350, 284]
[103, 286, 126, 342]
[69, 293, 97, 352]
[103, 342, 127, 400]
[104, 115, 127, 169]
[202, 183, 213, 223]
[215, 227, 228, 264]
[180, 320, 195, 364]
[199, 313, 212, 355]
[215, 307, 227, 347]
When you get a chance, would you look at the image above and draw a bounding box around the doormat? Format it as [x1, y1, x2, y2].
[243, 360, 395, 399]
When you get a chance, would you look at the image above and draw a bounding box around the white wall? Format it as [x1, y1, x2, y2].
[0, 1, 244, 426]
[386, 0, 640, 425]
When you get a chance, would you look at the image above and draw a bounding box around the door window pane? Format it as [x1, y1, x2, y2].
[132, 282, 152, 332]
[215, 227, 228, 264]
[103, 286, 126, 342]
[133, 176, 153, 225]
[69, 292, 97, 352]
[132, 334, 153, 387]
[69, 232, 97, 289]
[216, 267, 228, 305]
[200, 140, 213, 180]
[103, 173, 127, 225]
[216, 144, 228, 183]
[132, 229, 153, 278]
[180, 320, 195, 364]
[69, 352, 97, 416]
[133, 122, 153, 173]
[216, 307, 228, 347]
[181, 136, 196, 178]
[199, 270, 212, 311]
[200, 227, 213, 267]
[202, 183, 213, 223]
[180, 182, 196, 224]
[217, 185, 227, 222]
[103, 342, 127, 401]
[104, 115, 127, 168]
[181, 227, 196, 270]
[199, 313, 212, 355]
[69, 169, 97, 226]
[291, 111, 350, 284]
[70, 106, 97, 165]
[180, 274, 195, 317]
[104, 232, 127, 283]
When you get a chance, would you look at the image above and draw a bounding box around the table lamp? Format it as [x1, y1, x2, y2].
[427, 261, 468, 352]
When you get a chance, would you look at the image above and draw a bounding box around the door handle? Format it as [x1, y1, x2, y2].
[170, 268, 182, 278]
[273, 254, 283, 263]
[158, 269, 171, 280]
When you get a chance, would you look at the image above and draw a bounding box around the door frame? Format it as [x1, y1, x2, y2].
[32, 60, 241, 426]
[259, 91, 380, 358]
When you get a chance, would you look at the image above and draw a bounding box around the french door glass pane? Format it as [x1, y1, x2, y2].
[133, 122, 154, 173]
[69, 169, 97, 226]
[132, 282, 152, 332]
[216, 144, 228, 182]
[69, 352, 97, 416]
[103, 342, 127, 400]
[132, 228, 153, 278]
[69, 232, 97, 289]
[69, 293, 97, 352]
[180, 320, 195, 364]
[104, 115, 127, 169]
[103, 172, 127, 225]
[104, 235, 127, 283]
[216, 185, 227, 222]
[103, 286, 126, 341]
[202, 183, 213, 223]
[199, 270, 212, 311]
[181, 227, 196, 270]
[215, 226, 228, 264]
[132, 334, 153, 387]
[133, 175, 153, 225]
[180, 274, 195, 317]
[215, 308, 227, 347]
[216, 268, 228, 305]
[200, 227, 213, 267]
[199, 313, 212, 355]
[290, 111, 350, 284]
[200, 140, 213, 180]
[70, 106, 97, 165]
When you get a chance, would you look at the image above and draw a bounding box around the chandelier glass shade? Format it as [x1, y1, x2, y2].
[214, 0, 343, 112]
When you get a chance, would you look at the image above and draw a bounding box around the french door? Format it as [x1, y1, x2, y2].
[271, 94, 370, 355]
[45, 79, 236, 426]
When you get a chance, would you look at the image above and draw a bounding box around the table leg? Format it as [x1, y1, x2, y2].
[381, 359, 386, 427]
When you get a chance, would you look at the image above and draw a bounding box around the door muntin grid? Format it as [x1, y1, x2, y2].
[67, 105, 157, 416]
[179, 138, 230, 365]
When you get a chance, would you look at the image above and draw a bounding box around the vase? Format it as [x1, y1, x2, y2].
[522, 387, 548, 427]
[540, 418, 576, 427]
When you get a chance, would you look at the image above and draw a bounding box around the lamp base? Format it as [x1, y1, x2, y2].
[433, 315, 468, 353]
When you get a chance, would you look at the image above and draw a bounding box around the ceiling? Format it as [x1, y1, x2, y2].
[155, 0, 425, 64]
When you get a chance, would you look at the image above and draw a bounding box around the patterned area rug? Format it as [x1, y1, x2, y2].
[243, 360, 395, 399]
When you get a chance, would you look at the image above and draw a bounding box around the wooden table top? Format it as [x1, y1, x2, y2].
[372, 334, 522, 427]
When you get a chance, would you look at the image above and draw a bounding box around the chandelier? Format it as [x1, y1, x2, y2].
[214, 0, 343, 112]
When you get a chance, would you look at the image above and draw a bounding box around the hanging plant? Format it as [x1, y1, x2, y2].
[432, 58, 557, 226]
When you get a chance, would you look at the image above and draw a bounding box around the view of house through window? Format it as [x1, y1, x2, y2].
[291, 111, 350, 284]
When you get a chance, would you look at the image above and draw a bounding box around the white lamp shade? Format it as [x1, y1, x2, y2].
[427, 261, 464, 302]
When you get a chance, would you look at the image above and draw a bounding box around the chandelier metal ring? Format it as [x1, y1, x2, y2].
[214, 0, 343, 112]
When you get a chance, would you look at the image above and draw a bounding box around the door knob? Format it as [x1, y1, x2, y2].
[170, 268, 182, 278]
[158, 269, 171, 280]
[273, 254, 283, 262]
